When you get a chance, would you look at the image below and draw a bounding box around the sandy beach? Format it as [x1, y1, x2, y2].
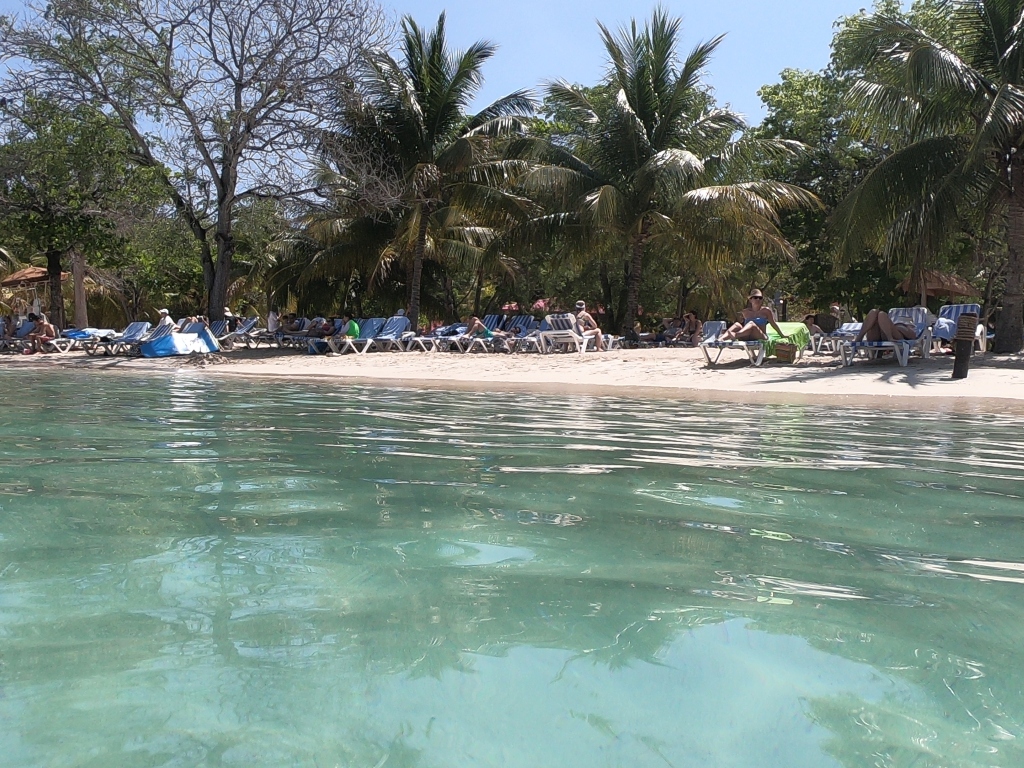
[6, 345, 1024, 411]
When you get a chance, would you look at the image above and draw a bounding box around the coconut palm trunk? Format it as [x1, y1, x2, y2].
[996, 159, 1024, 353]
[408, 208, 429, 330]
[621, 229, 647, 334]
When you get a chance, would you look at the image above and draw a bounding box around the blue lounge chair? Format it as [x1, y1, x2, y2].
[331, 318, 385, 354]
[84, 322, 150, 356]
[119, 322, 174, 355]
[365, 315, 412, 352]
[699, 320, 767, 366]
[840, 307, 933, 367]
[932, 303, 985, 353]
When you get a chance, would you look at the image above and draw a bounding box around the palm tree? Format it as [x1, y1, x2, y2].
[832, 0, 1024, 353]
[340, 13, 534, 329]
[510, 9, 817, 332]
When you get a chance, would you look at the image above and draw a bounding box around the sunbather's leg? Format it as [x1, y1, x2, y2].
[718, 321, 745, 341]
[876, 311, 915, 341]
[856, 309, 883, 342]
[733, 323, 767, 341]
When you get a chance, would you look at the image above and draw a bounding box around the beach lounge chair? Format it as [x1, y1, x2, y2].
[931, 303, 986, 353]
[407, 324, 465, 352]
[41, 328, 112, 354]
[331, 317, 385, 354]
[699, 320, 767, 366]
[215, 316, 258, 347]
[118, 322, 174, 355]
[840, 307, 933, 367]
[364, 315, 412, 353]
[84, 321, 150, 356]
[538, 313, 589, 353]
[4, 320, 36, 353]
[814, 322, 862, 355]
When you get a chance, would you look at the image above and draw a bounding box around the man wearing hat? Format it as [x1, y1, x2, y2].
[156, 309, 176, 329]
[574, 300, 606, 351]
[716, 288, 788, 342]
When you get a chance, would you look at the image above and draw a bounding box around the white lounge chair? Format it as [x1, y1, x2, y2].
[332, 318, 385, 354]
[538, 313, 589, 353]
[699, 320, 767, 366]
[840, 308, 932, 367]
[365, 315, 411, 353]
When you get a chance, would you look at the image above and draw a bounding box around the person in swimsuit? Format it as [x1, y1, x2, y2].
[717, 289, 787, 341]
[855, 309, 918, 342]
[575, 301, 606, 351]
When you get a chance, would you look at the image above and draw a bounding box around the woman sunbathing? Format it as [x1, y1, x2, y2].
[855, 309, 918, 342]
[717, 290, 786, 341]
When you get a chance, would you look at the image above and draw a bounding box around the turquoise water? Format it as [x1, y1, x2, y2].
[1, 372, 1024, 767]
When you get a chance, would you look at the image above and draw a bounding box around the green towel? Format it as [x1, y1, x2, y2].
[764, 322, 811, 358]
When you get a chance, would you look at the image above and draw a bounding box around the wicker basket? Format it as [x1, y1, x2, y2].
[774, 342, 798, 364]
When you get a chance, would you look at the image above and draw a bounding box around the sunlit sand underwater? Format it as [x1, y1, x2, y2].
[1, 371, 1023, 767]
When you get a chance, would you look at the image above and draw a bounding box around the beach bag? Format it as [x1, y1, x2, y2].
[774, 342, 798, 364]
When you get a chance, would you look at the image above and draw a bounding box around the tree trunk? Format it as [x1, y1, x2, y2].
[473, 265, 484, 316]
[996, 159, 1024, 353]
[408, 208, 429, 330]
[46, 249, 65, 329]
[621, 230, 647, 334]
[599, 261, 615, 332]
[71, 249, 88, 329]
[443, 273, 456, 322]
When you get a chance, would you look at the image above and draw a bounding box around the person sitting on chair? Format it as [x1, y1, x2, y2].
[27, 314, 57, 353]
[855, 309, 918, 342]
[575, 301, 606, 351]
[717, 290, 787, 341]
[803, 314, 824, 337]
[678, 311, 702, 346]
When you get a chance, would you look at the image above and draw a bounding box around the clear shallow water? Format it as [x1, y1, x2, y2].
[1, 372, 1023, 767]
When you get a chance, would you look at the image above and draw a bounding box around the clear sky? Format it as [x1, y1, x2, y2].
[388, 0, 874, 124]
[0, 0, 880, 125]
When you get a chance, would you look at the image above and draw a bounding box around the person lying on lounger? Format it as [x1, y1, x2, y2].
[854, 309, 918, 342]
[716, 290, 787, 342]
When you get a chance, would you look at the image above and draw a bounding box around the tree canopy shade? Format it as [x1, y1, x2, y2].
[510, 9, 819, 332]
[1, 0, 388, 319]
[832, 0, 1024, 352]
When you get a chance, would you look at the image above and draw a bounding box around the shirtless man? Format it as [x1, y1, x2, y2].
[27, 313, 57, 353]
[574, 300, 606, 351]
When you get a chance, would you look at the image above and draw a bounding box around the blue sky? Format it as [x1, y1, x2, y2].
[0, 0, 879, 125]
[389, 0, 875, 123]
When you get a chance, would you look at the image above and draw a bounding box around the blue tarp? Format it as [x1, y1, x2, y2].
[140, 329, 221, 358]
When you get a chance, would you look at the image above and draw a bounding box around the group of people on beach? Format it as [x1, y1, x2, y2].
[1, 312, 57, 352]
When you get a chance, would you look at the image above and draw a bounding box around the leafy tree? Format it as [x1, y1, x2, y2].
[313, 13, 535, 329]
[0, 97, 161, 326]
[831, 0, 1024, 352]
[2, 0, 388, 318]
[512, 9, 817, 332]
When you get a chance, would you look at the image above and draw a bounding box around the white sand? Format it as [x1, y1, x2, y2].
[10, 345, 1024, 411]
